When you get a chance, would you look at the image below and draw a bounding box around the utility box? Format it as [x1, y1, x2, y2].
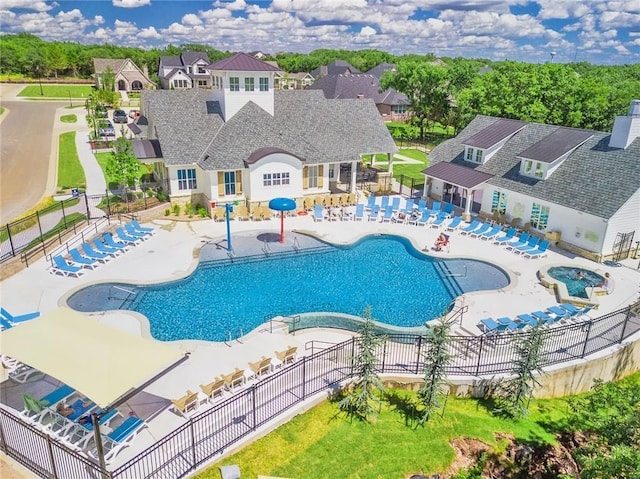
[545, 231, 561, 245]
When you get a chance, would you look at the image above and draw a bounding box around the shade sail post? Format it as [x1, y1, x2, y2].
[225, 203, 233, 252]
[91, 413, 110, 477]
[280, 211, 284, 243]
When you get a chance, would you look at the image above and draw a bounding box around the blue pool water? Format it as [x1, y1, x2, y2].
[547, 266, 604, 299]
[67, 236, 509, 342]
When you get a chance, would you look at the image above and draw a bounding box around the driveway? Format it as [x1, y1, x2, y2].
[0, 84, 66, 224]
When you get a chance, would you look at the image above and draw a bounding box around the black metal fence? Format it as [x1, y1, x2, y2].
[0, 193, 166, 264]
[1, 302, 638, 479]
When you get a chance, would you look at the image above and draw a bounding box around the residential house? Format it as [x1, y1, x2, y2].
[308, 73, 410, 122]
[93, 58, 155, 93]
[131, 53, 396, 210]
[366, 62, 397, 79]
[310, 60, 360, 80]
[248, 51, 268, 59]
[424, 101, 640, 261]
[158, 52, 211, 90]
[265, 62, 313, 90]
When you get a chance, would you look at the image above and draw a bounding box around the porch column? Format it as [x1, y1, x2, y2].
[462, 188, 473, 221]
[387, 152, 393, 175]
[349, 160, 357, 193]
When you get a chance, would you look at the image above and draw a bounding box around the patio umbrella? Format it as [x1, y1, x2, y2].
[268, 197, 297, 243]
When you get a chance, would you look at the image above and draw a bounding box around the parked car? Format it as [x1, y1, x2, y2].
[113, 109, 128, 123]
[98, 120, 115, 137]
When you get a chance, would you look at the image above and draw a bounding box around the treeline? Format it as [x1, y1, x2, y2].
[1, 33, 638, 133]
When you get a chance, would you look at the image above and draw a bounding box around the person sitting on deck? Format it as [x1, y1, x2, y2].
[433, 233, 450, 252]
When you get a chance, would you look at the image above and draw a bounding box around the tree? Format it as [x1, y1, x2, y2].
[107, 136, 140, 197]
[380, 61, 449, 141]
[416, 315, 455, 426]
[339, 306, 386, 422]
[495, 324, 546, 418]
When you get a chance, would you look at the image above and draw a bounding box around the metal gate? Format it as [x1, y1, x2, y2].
[612, 231, 635, 261]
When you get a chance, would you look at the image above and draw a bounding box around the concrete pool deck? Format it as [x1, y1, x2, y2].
[1, 213, 639, 471]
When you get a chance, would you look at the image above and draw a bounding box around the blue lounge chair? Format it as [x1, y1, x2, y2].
[69, 248, 101, 270]
[416, 199, 427, 212]
[502, 232, 530, 249]
[390, 197, 401, 212]
[131, 219, 155, 234]
[81, 242, 112, 262]
[521, 240, 550, 259]
[125, 222, 152, 238]
[51, 255, 84, 278]
[115, 226, 145, 244]
[380, 207, 393, 222]
[445, 216, 462, 232]
[531, 310, 555, 325]
[493, 227, 516, 244]
[365, 195, 376, 211]
[442, 203, 455, 218]
[312, 204, 325, 222]
[496, 317, 516, 331]
[21, 385, 76, 420]
[353, 203, 364, 221]
[380, 196, 390, 211]
[479, 225, 503, 241]
[459, 220, 482, 235]
[516, 314, 539, 327]
[89, 416, 147, 463]
[478, 318, 500, 334]
[0, 308, 40, 324]
[468, 223, 492, 238]
[411, 209, 431, 226]
[403, 198, 415, 214]
[430, 211, 448, 228]
[104, 232, 133, 250]
[63, 408, 121, 448]
[94, 238, 125, 256]
[431, 201, 441, 212]
[46, 398, 96, 435]
[368, 205, 380, 221]
[509, 235, 539, 253]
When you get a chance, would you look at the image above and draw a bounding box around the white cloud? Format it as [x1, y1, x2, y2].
[536, 0, 593, 19]
[359, 25, 376, 36]
[213, 0, 247, 11]
[1, 0, 54, 12]
[182, 13, 202, 27]
[112, 0, 151, 8]
[138, 26, 161, 39]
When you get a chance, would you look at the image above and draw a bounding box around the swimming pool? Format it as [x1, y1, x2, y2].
[547, 266, 604, 299]
[67, 235, 509, 342]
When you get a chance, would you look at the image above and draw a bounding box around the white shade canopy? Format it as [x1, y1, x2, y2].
[0, 308, 185, 408]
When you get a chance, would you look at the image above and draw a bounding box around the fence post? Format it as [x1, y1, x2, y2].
[301, 356, 307, 399]
[252, 386, 257, 429]
[105, 189, 111, 217]
[350, 337, 356, 377]
[84, 193, 91, 221]
[475, 336, 485, 376]
[580, 321, 594, 358]
[61, 199, 67, 230]
[381, 339, 387, 373]
[6, 225, 15, 258]
[45, 434, 59, 479]
[414, 336, 422, 375]
[189, 419, 197, 472]
[619, 306, 632, 342]
[35, 210, 46, 256]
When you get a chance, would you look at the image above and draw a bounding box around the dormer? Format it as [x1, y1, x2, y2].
[461, 119, 526, 165]
[518, 127, 592, 179]
[206, 52, 281, 122]
[609, 99, 640, 149]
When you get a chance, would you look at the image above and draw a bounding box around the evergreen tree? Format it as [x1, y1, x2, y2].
[339, 306, 386, 422]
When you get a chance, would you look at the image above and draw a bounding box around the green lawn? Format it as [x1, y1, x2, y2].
[57, 132, 86, 191]
[95, 151, 148, 190]
[196, 390, 569, 479]
[18, 84, 94, 98]
[60, 114, 77, 123]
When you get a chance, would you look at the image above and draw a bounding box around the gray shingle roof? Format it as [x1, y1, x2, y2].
[429, 115, 640, 219]
[140, 89, 397, 171]
[206, 52, 281, 72]
[518, 127, 593, 163]
[308, 74, 409, 106]
[366, 63, 396, 79]
[463, 118, 526, 149]
[181, 51, 209, 65]
[310, 60, 361, 79]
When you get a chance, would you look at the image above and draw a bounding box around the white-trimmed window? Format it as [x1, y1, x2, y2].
[491, 190, 507, 215]
[177, 169, 196, 190]
[263, 172, 290, 187]
[308, 166, 319, 188]
[522, 159, 546, 179]
[534, 162, 545, 178]
[230, 77, 239, 92]
[476, 149, 483, 163]
[245, 77, 254, 92]
[263, 173, 272, 187]
[197, 65, 206, 74]
[392, 104, 407, 114]
[530, 202, 550, 230]
[224, 171, 236, 195]
[465, 147, 474, 161]
[259, 77, 269, 91]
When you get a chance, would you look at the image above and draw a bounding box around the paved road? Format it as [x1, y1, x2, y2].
[0, 84, 66, 225]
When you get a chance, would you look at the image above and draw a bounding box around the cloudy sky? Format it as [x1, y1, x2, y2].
[1, 0, 639, 64]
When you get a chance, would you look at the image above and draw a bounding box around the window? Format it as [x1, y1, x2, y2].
[491, 191, 507, 215]
[476, 149, 483, 163]
[197, 65, 206, 74]
[535, 162, 545, 178]
[523, 160, 533, 175]
[245, 77, 254, 92]
[530, 203, 550, 231]
[197, 80, 207, 87]
[173, 79, 188, 89]
[465, 147, 474, 161]
[259, 77, 269, 91]
[308, 165, 319, 188]
[263, 173, 272, 187]
[282, 172, 290, 185]
[177, 169, 196, 190]
[224, 171, 236, 195]
[230, 77, 239, 91]
[263, 172, 290, 187]
[392, 104, 407, 114]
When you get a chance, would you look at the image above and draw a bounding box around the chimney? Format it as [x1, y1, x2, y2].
[608, 99, 640, 149]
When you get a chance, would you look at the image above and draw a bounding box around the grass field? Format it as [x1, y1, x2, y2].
[18, 85, 94, 99]
[195, 389, 569, 479]
[57, 132, 86, 191]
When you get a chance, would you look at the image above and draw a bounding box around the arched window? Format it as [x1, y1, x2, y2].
[132, 81, 143, 91]
[117, 79, 126, 91]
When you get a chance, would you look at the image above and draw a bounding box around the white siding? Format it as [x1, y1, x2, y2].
[248, 153, 304, 202]
[209, 70, 276, 121]
[601, 189, 640, 254]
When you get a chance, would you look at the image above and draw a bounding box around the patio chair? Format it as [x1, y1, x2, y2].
[411, 209, 431, 226]
[367, 205, 380, 221]
[380, 196, 390, 211]
[10, 364, 45, 384]
[416, 199, 427, 212]
[364, 195, 376, 211]
[521, 240, 550, 259]
[131, 219, 155, 234]
[353, 203, 365, 221]
[390, 197, 401, 212]
[445, 216, 462, 232]
[380, 207, 394, 222]
[249, 356, 274, 379]
[81, 242, 113, 262]
[63, 408, 121, 449]
[94, 237, 127, 256]
[468, 223, 493, 238]
[493, 227, 516, 245]
[431, 201, 441, 212]
[403, 198, 415, 214]
[88, 416, 147, 463]
[478, 318, 500, 334]
[502, 232, 530, 249]
[125, 222, 152, 238]
[171, 390, 200, 418]
[50, 255, 85, 278]
[103, 232, 134, 251]
[213, 206, 227, 222]
[233, 205, 250, 221]
[275, 346, 298, 365]
[442, 203, 455, 218]
[347, 192, 357, 206]
[508, 235, 538, 253]
[20, 385, 75, 421]
[516, 314, 539, 328]
[531, 310, 555, 326]
[478, 225, 503, 241]
[200, 377, 226, 404]
[458, 220, 481, 235]
[313, 204, 325, 222]
[222, 368, 247, 391]
[429, 211, 448, 229]
[69, 248, 101, 270]
[115, 226, 146, 244]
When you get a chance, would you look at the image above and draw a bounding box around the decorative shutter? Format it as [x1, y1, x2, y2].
[217, 172, 225, 196]
[303, 167, 309, 189]
[318, 165, 324, 188]
[235, 170, 242, 194]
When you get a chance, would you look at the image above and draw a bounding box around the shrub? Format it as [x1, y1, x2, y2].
[197, 205, 208, 218]
[172, 203, 181, 216]
[185, 202, 194, 217]
[164, 208, 170, 216]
